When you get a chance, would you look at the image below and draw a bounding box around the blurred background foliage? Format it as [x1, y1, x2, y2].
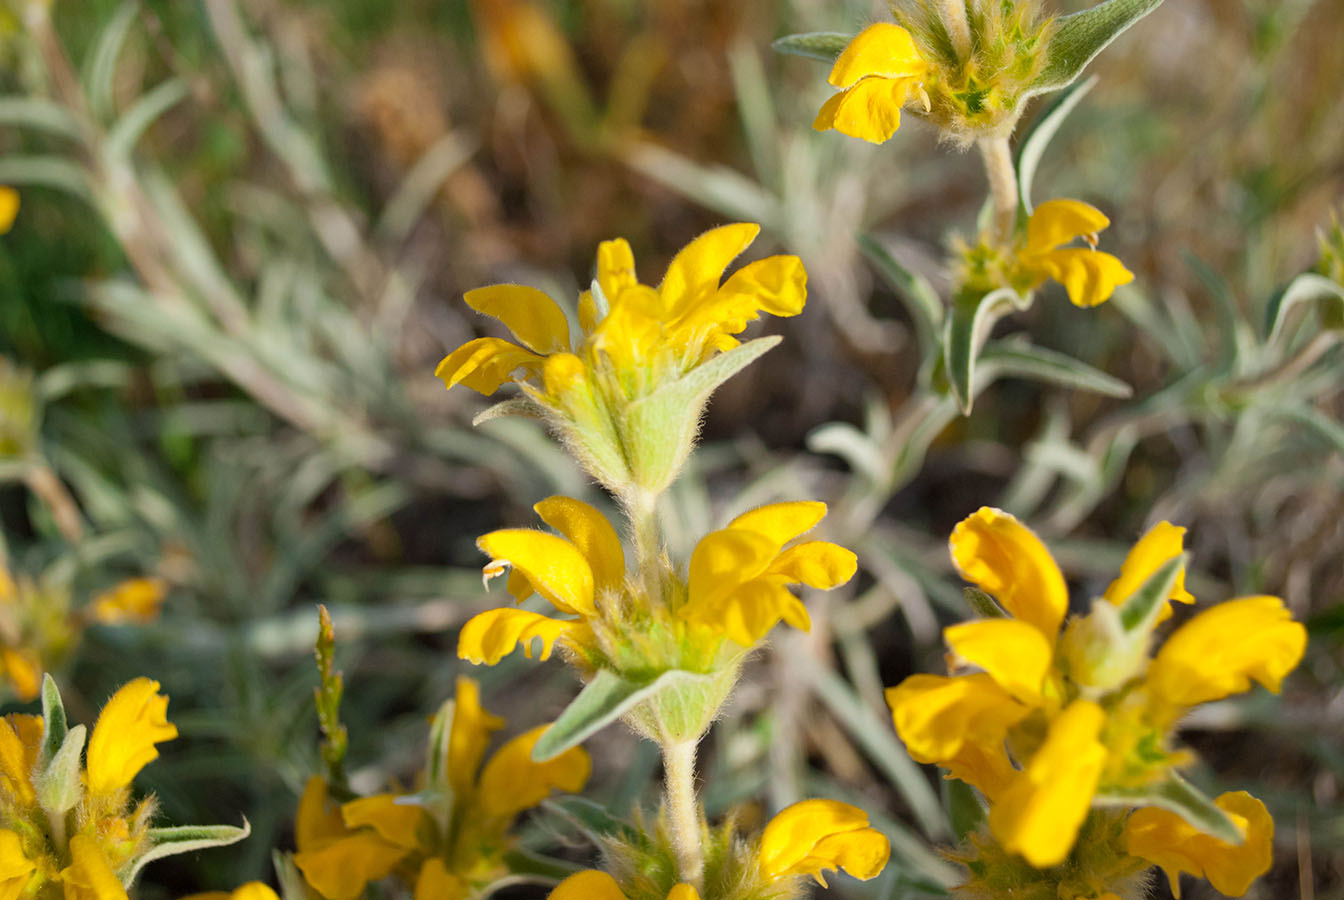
[0, 0, 1341, 897]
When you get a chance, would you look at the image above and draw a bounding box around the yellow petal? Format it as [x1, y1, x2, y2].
[414, 858, 464, 900]
[588, 284, 662, 369]
[548, 870, 628, 900]
[1026, 199, 1111, 254]
[949, 507, 1068, 637]
[1148, 595, 1306, 707]
[758, 798, 890, 886]
[989, 699, 1106, 867]
[0, 650, 40, 703]
[1124, 791, 1273, 898]
[939, 737, 1018, 802]
[0, 829, 36, 900]
[435, 336, 545, 395]
[0, 717, 36, 806]
[59, 836, 128, 900]
[447, 675, 505, 793]
[464, 284, 572, 354]
[0, 188, 16, 235]
[944, 618, 1053, 704]
[293, 833, 410, 900]
[91, 577, 166, 624]
[295, 776, 346, 852]
[1101, 521, 1194, 619]
[341, 794, 431, 851]
[686, 528, 778, 611]
[659, 223, 760, 316]
[727, 501, 827, 548]
[687, 578, 810, 646]
[229, 885, 282, 900]
[477, 529, 595, 616]
[476, 726, 590, 821]
[765, 541, 858, 590]
[1027, 247, 1134, 308]
[885, 673, 1029, 764]
[533, 496, 625, 595]
[457, 608, 577, 666]
[813, 76, 916, 145]
[827, 23, 925, 89]
[716, 254, 807, 319]
[665, 886, 701, 900]
[596, 238, 639, 308]
[86, 677, 179, 795]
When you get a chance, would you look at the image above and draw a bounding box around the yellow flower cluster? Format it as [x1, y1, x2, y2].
[887, 507, 1305, 895]
[549, 798, 889, 899]
[293, 677, 589, 900]
[0, 679, 179, 899]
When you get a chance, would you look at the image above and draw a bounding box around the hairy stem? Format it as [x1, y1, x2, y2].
[664, 739, 704, 890]
[939, 0, 973, 61]
[979, 136, 1019, 239]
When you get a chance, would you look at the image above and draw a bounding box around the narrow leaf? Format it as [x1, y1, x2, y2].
[1264, 273, 1344, 343]
[1029, 0, 1164, 97]
[1016, 76, 1097, 213]
[771, 31, 853, 63]
[807, 422, 885, 483]
[126, 821, 251, 883]
[964, 587, 1006, 619]
[502, 849, 583, 882]
[541, 796, 641, 846]
[473, 397, 542, 426]
[944, 288, 1029, 414]
[39, 674, 69, 766]
[977, 341, 1134, 398]
[36, 725, 86, 815]
[945, 778, 986, 841]
[859, 234, 944, 364]
[0, 98, 84, 141]
[106, 79, 189, 159]
[532, 668, 711, 761]
[1116, 553, 1186, 632]
[1097, 774, 1241, 844]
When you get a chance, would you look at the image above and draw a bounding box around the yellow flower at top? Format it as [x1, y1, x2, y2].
[886, 507, 1305, 875]
[813, 24, 930, 145]
[1015, 199, 1134, 308]
[0, 187, 17, 234]
[294, 676, 590, 900]
[436, 225, 806, 494]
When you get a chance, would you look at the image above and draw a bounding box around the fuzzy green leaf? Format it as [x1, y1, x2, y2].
[977, 341, 1134, 398]
[532, 668, 711, 761]
[39, 674, 69, 766]
[1016, 76, 1097, 213]
[945, 778, 986, 841]
[36, 725, 86, 816]
[964, 587, 1006, 619]
[944, 288, 1030, 414]
[771, 31, 852, 63]
[126, 821, 251, 884]
[1116, 553, 1186, 632]
[472, 397, 541, 426]
[541, 796, 641, 846]
[1097, 774, 1241, 844]
[859, 234, 944, 365]
[1264, 273, 1344, 343]
[1029, 0, 1165, 97]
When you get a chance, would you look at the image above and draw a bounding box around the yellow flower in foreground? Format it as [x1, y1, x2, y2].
[550, 871, 700, 900]
[86, 677, 179, 795]
[1016, 199, 1134, 307]
[294, 676, 590, 900]
[0, 188, 17, 234]
[1124, 792, 1273, 898]
[758, 799, 890, 887]
[813, 23, 930, 144]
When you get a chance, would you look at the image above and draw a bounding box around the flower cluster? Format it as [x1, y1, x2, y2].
[887, 507, 1305, 896]
[293, 676, 590, 900]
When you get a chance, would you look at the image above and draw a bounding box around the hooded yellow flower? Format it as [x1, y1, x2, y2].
[1015, 199, 1134, 307]
[813, 24, 930, 144]
[886, 507, 1304, 871]
[437, 225, 806, 494]
[294, 676, 590, 900]
[757, 799, 890, 887]
[0, 188, 17, 234]
[1124, 791, 1273, 899]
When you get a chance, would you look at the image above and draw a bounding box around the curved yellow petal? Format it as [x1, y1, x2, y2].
[885, 673, 1029, 765]
[478, 529, 595, 616]
[686, 528, 778, 610]
[435, 336, 545, 395]
[813, 76, 918, 145]
[1124, 791, 1273, 899]
[476, 726, 590, 821]
[827, 23, 925, 89]
[988, 699, 1106, 867]
[293, 833, 410, 900]
[950, 507, 1068, 637]
[686, 578, 810, 647]
[716, 254, 807, 319]
[534, 496, 625, 595]
[447, 675, 505, 793]
[464, 284, 571, 354]
[0, 717, 36, 806]
[414, 858, 464, 900]
[1102, 521, 1194, 619]
[0, 188, 16, 235]
[940, 737, 1018, 801]
[0, 829, 36, 900]
[727, 501, 827, 548]
[659, 223, 760, 316]
[1027, 248, 1134, 308]
[548, 870, 628, 900]
[457, 608, 577, 666]
[1148, 595, 1306, 707]
[765, 541, 858, 590]
[759, 799, 889, 886]
[341, 794, 432, 852]
[60, 836, 128, 900]
[1026, 199, 1111, 254]
[596, 238, 640, 309]
[86, 677, 178, 795]
[944, 618, 1053, 704]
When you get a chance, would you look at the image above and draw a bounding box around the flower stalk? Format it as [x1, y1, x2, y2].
[979, 136, 1019, 239]
[663, 739, 704, 890]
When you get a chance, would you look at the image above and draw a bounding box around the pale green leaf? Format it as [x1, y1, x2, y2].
[771, 31, 853, 63]
[1016, 76, 1097, 212]
[1264, 273, 1344, 343]
[859, 234, 944, 364]
[977, 341, 1134, 398]
[39, 674, 69, 766]
[1116, 553, 1186, 632]
[1029, 0, 1165, 97]
[1097, 774, 1241, 844]
[944, 288, 1030, 414]
[126, 821, 251, 884]
[106, 80, 190, 159]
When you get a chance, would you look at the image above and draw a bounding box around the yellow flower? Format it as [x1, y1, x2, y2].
[294, 676, 590, 900]
[1124, 791, 1273, 898]
[813, 23, 930, 144]
[0, 188, 17, 234]
[757, 799, 890, 887]
[86, 677, 179, 796]
[89, 578, 166, 625]
[1016, 199, 1134, 307]
[184, 883, 281, 900]
[549, 871, 700, 900]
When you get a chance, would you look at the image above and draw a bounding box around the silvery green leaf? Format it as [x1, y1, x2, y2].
[37, 724, 86, 815]
[1263, 273, 1344, 343]
[1016, 76, 1098, 213]
[125, 821, 251, 884]
[771, 31, 853, 63]
[1115, 553, 1186, 632]
[1096, 773, 1242, 844]
[944, 288, 1031, 414]
[0, 98, 84, 141]
[977, 341, 1134, 398]
[807, 422, 885, 483]
[859, 234, 944, 364]
[472, 397, 541, 426]
[1028, 0, 1165, 98]
[106, 80, 190, 159]
[964, 587, 1006, 619]
[39, 674, 69, 766]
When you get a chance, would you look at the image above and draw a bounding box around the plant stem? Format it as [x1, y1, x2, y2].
[624, 487, 661, 578]
[940, 0, 973, 61]
[978, 136, 1019, 239]
[663, 739, 704, 890]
